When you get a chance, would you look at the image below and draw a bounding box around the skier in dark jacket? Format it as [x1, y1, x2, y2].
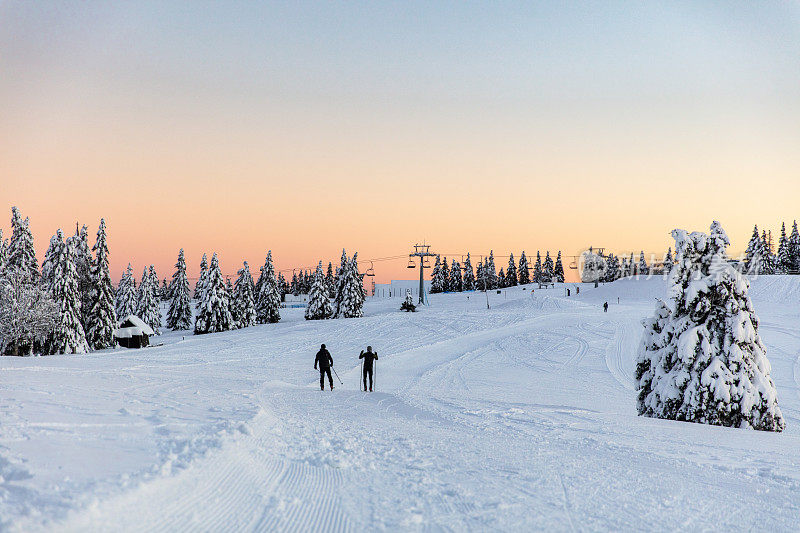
[314, 344, 334, 390]
[359, 346, 378, 392]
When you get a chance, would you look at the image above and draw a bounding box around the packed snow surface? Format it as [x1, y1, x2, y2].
[2, 277, 800, 531]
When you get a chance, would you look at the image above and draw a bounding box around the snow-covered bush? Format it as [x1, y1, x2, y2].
[636, 221, 785, 432]
[400, 294, 416, 312]
[0, 271, 58, 355]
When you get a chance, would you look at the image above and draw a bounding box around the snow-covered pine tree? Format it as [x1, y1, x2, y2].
[554, 251, 565, 283]
[290, 272, 299, 296]
[41, 230, 64, 290]
[638, 251, 649, 276]
[761, 230, 776, 275]
[776, 222, 790, 274]
[136, 266, 161, 334]
[621, 256, 630, 277]
[115, 263, 136, 319]
[166, 249, 193, 330]
[518, 251, 530, 285]
[305, 262, 333, 320]
[542, 251, 554, 283]
[8, 207, 39, 282]
[277, 273, 288, 301]
[506, 253, 517, 286]
[636, 221, 784, 431]
[789, 221, 800, 273]
[225, 277, 233, 299]
[334, 251, 364, 318]
[430, 255, 443, 293]
[0, 229, 7, 274]
[161, 279, 169, 301]
[497, 268, 506, 288]
[462, 253, 475, 290]
[351, 253, 366, 312]
[49, 238, 90, 354]
[744, 225, 764, 275]
[325, 262, 335, 297]
[194, 253, 208, 299]
[450, 259, 463, 292]
[194, 253, 234, 334]
[603, 253, 619, 282]
[532, 252, 542, 283]
[486, 251, 497, 289]
[66, 224, 93, 330]
[87, 219, 117, 349]
[255, 251, 281, 323]
[663, 248, 673, 274]
[232, 261, 257, 329]
[441, 258, 450, 292]
[475, 261, 485, 291]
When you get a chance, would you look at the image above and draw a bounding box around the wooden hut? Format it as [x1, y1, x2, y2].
[114, 315, 155, 349]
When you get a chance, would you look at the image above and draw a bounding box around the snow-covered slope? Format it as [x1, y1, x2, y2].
[2, 279, 800, 531]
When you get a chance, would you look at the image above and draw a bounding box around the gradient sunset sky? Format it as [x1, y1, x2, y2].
[1, 1, 799, 283]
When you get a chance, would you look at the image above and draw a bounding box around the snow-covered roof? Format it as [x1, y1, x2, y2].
[115, 315, 155, 337]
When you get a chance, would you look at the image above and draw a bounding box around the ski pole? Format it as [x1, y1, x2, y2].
[332, 367, 344, 385]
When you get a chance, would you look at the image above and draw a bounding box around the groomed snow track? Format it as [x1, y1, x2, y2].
[3, 278, 800, 531]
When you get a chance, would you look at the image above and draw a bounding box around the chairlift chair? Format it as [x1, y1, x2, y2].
[407, 258, 416, 269]
[365, 261, 376, 277]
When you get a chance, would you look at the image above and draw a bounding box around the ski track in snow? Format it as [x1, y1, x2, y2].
[3, 279, 800, 531]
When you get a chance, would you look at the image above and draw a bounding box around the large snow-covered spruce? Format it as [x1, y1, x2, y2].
[636, 221, 784, 432]
[232, 261, 256, 329]
[505, 253, 517, 286]
[115, 264, 136, 319]
[87, 219, 117, 349]
[194, 253, 234, 334]
[554, 251, 565, 283]
[305, 262, 333, 320]
[255, 251, 281, 324]
[135, 267, 161, 335]
[194, 253, 208, 300]
[333, 250, 364, 318]
[166, 249, 193, 330]
[462, 253, 476, 290]
[49, 239, 90, 354]
[8, 207, 39, 282]
[517, 251, 530, 285]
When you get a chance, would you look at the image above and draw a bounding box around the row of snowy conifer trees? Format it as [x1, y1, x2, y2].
[430, 251, 566, 293]
[744, 221, 800, 275]
[0, 207, 116, 355]
[119, 246, 368, 335]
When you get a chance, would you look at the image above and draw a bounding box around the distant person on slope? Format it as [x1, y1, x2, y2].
[603, 302, 609, 313]
[314, 344, 334, 391]
[359, 346, 378, 392]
